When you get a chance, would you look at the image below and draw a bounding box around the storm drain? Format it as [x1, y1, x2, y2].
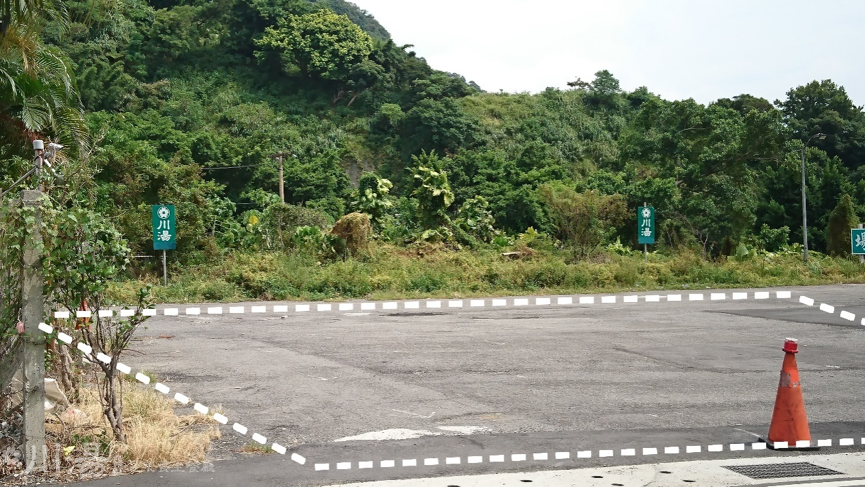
[723, 462, 842, 479]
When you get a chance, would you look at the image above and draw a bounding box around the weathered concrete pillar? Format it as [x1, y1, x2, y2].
[20, 189, 45, 468]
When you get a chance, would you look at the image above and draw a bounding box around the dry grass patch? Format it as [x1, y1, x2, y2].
[41, 382, 219, 481]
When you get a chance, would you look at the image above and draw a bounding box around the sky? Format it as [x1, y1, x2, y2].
[351, 0, 865, 106]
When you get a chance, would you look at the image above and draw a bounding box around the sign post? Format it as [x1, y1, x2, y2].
[852, 224, 865, 264]
[152, 205, 176, 285]
[638, 203, 655, 262]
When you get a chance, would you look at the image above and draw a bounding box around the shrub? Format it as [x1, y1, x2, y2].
[351, 173, 394, 224]
[520, 260, 568, 288]
[330, 212, 372, 257]
[454, 196, 497, 245]
[407, 272, 445, 293]
[613, 260, 640, 286]
[826, 194, 859, 257]
[199, 280, 238, 301]
[268, 203, 331, 248]
[293, 225, 345, 260]
[538, 182, 628, 259]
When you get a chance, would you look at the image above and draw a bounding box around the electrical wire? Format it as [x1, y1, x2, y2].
[201, 165, 261, 171]
[0, 167, 37, 198]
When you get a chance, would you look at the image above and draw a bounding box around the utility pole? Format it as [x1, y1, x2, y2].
[270, 151, 289, 203]
[801, 145, 809, 262]
[22, 140, 46, 469]
[801, 133, 826, 263]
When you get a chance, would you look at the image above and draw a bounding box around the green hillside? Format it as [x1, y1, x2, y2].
[3, 0, 865, 271]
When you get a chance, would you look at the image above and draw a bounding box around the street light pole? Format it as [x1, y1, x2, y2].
[800, 132, 826, 262]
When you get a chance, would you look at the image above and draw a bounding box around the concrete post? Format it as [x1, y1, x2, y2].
[20, 189, 45, 467]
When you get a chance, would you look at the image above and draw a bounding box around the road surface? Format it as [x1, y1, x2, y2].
[66, 284, 865, 486]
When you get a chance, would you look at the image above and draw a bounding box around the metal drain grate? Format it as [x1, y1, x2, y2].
[724, 462, 842, 479]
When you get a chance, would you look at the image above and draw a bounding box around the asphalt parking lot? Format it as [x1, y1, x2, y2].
[70, 284, 865, 486]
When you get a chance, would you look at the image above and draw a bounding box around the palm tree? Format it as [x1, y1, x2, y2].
[0, 0, 85, 163]
[1, 0, 52, 37]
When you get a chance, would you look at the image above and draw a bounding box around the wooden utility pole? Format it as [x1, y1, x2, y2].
[270, 151, 290, 203]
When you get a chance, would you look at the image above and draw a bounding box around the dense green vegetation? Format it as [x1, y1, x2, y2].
[3, 0, 865, 301]
[106, 245, 865, 304]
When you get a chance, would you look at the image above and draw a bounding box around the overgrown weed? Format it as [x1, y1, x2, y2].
[106, 245, 865, 304]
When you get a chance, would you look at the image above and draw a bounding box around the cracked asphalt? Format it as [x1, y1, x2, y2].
[67, 284, 865, 486]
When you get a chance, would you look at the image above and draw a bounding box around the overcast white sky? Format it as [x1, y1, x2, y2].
[351, 0, 865, 106]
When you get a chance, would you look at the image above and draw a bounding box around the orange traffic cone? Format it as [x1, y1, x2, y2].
[765, 338, 818, 450]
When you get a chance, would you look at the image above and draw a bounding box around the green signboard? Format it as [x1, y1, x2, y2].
[852, 228, 865, 255]
[638, 206, 655, 245]
[152, 204, 176, 250]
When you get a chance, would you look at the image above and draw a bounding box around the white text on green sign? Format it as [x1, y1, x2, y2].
[851, 229, 865, 255]
[638, 206, 655, 245]
[152, 205, 176, 251]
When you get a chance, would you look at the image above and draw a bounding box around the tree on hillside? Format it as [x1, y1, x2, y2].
[569, 70, 624, 113]
[777, 80, 865, 169]
[826, 193, 859, 257]
[399, 97, 480, 159]
[621, 98, 778, 255]
[588, 70, 621, 102]
[410, 72, 476, 103]
[143, 5, 213, 73]
[757, 143, 851, 254]
[226, 0, 312, 55]
[57, 0, 141, 112]
[342, 58, 384, 106]
[625, 86, 656, 109]
[714, 94, 774, 116]
[256, 10, 373, 80]
[256, 9, 385, 105]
